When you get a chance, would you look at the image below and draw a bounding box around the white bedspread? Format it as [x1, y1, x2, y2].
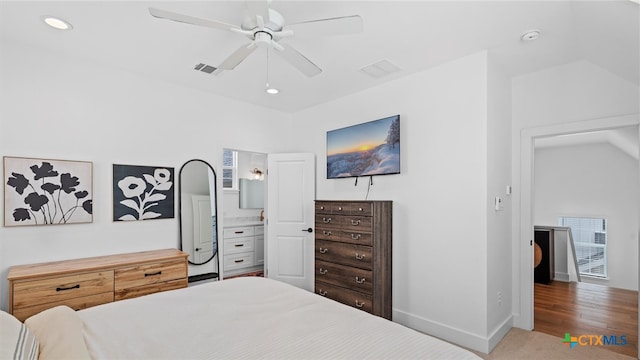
[77, 277, 480, 359]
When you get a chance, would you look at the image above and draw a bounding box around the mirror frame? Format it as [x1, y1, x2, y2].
[178, 159, 218, 266]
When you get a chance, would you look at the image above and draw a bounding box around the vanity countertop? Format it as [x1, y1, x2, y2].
[224, 217, 264, 228]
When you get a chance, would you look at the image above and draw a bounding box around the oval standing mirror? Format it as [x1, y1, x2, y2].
[178, 159, 218, 268]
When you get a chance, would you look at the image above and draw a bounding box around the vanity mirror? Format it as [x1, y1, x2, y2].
[223, 149, 266, 209]
[178, 159, 218, 268]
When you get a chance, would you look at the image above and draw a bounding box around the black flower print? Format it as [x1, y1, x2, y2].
[31, 162, 58, 180]
[24, 192, 48, 211]
[12, 208, 31, 222]
[60, 173, 80, 194]
[7, 172, 30, 195]
[41, 182, 61, 194]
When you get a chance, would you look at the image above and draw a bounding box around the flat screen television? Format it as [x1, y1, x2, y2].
[326, 115, 400, 179]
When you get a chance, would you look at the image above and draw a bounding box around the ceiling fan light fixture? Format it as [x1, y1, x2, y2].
[265, 87, 279, 95]
[42, 16, 73, 30]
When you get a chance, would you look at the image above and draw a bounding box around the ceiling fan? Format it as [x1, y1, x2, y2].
[149, 1, 363, 77]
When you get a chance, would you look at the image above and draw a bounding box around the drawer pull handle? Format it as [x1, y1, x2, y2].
[323, 230, 332, 236]
[322, 217, 332, 223]
[319, 268, 328, 275]
[355, 276, 366, 284]
[319, 247, 328, 254]
[234, 231, 244, 234]
[318, 290, 327, 296]
[235, 244, 244, 247]
[355, 253, 365, 260]
[320, 206, 325, 210]
[56, 284, 80, 292]
[351, 233, 361, 240]
[355, 300, 365, 308]
[358, 207, 363, 212]
[351, 219, 361, 226]
[234, 259, 244, 263]
[338, 207, 343, 211]
[145, 271, 162, 277]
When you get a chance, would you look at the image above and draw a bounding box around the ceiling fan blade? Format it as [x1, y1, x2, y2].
[244, 0, 270, 24]
[274, 43, 322, 77]
[219, 43, 257, 70]
[149, 7, 240, 32]
[286, 15, 363, 37]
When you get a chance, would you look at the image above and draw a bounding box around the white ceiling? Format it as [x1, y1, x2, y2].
[0, 0, 638, 113]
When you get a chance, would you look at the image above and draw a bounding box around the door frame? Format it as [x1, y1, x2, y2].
[516, 113, 639, 331]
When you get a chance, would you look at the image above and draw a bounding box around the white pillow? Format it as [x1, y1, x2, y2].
[24, 306, 91, 360]
[0, 310, 39, 360]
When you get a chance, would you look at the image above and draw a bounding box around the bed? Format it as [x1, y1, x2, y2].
[3, 277, 482, 359]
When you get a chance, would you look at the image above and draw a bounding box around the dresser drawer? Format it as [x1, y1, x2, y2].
[115, 278, 187, 301]
[224, 226, 255, 238]
[223, 252, 254, 271]
[345, 202, 373, 216]
[316, 239, 372, 270]
[315, 227, 340, 242]
[13, 292, 113, 321]
[224, 237, 254, 254]
[315, 214, 341, 229]
[315, 260, 372, 293]
[338, 230, 373, 246]
[315, 281, 373, 314]
[12, 270, 114, 309]
[342, 216, 372, 232]
[115, 260, 186, 291]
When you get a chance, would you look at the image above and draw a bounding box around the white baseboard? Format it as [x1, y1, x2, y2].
[393, 309, 513, 354]
[554, 272, 570, 282]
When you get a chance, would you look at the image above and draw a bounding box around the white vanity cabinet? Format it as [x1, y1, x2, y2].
[222, 224, 264, 276]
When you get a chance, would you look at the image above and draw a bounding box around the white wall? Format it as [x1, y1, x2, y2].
[511, 60, 640, 327]
[534, 142, 639, 291]
[486, 53, 513, 346]
[0, 38, 293, 310]
[291, 51, 506, 352]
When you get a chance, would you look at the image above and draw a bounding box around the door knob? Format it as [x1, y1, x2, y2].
[302, 227, 313, 233]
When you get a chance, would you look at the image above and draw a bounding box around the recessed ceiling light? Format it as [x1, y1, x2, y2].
[43, 16, 73, 30]
[520, 29, 541, 42]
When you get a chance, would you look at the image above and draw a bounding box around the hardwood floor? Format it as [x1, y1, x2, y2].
[534, 281, 638, 358]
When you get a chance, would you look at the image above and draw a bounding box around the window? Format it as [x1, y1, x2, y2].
[558, 216, 607, 278]
[222, 149, 237, 190]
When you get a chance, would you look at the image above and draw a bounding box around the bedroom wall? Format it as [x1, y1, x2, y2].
[534, 142, 639, 291]
[290, 51, 507, 352]
[510, 60, 640, 326]
[0, 38, 293, 311]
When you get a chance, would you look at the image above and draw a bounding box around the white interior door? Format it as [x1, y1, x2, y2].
[192, 195, 213, 264]
[266, 153, 315, 291]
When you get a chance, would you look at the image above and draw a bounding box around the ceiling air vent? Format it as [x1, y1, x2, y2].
[360, 60, 401, 79]
[194, 63, 217, 74]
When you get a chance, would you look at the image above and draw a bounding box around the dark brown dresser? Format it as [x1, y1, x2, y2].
[314, 200, 392, 320]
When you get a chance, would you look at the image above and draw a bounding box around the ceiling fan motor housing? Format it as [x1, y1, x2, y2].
[241, 9, 285, 33]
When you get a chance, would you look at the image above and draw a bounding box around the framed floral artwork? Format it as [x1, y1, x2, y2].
[113, 164, 174, 221]
[4, 156, 93, 227]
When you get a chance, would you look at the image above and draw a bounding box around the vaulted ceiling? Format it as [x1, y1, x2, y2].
[0, 1, 638, 113]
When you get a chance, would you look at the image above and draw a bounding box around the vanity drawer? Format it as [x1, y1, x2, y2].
[315, 260, 372, 294]
[13, 292, 114, 322]
[315, 281, 372, 314]
[346, 202, 373, 216]
[224, 227, 255, 238]
[12, 270, 114, 309]
[114, 260, 186, 291]
[224, 237, 254, 254]
[224, 252, 255, 271]
[316, 239, 372, 270]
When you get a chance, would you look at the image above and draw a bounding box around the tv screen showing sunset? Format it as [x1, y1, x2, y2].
[327, 115, 400, 179]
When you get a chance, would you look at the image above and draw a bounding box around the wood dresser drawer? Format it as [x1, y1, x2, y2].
[316, 239, 372, 270]
[115, 260, 186, 292]
[12, 270, 113, 309]
[13, 292, 114, 321]
[315, 260, 372, 294]
[8, 249, 188, 321]
[315, 281, 373, 314]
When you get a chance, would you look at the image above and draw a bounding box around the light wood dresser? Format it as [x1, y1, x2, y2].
[314, 200, 392, 320]
[8, 248, 188, 321]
